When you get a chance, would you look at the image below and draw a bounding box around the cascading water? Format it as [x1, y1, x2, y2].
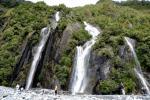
[70, 21, 100, 95]
[25, 27, 50, 90]
[134, 68, 150, 94]
[124, 37, 150, 95]
[124, 37, 142, 73]
[55, 12, 60, 22]
[25, 12, 60, 90]
[121, 89, 125, 95]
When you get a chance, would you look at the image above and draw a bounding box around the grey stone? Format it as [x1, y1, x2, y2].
[55, 22, 81, 61]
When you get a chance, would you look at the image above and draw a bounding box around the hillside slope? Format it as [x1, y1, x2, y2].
[0, 0, 149, 95]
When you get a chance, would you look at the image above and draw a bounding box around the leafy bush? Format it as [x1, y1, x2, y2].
[55, 28, 91, 89]
[0, 0, 149, 94]
[98, 80, 118, 94]
[0, 2, 55, 85]
[70, 1, 150, 94]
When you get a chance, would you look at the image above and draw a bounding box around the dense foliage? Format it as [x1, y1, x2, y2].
[0, 0, 149, 94]
[60, 0, 150, 94]
[0, 2, 55, 86]
[54, 27, 91, 89]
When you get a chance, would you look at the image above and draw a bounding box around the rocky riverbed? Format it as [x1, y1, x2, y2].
[0, 86, 150, 100]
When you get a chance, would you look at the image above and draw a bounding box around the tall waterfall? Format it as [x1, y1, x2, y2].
[26, 12, 60, 90]
[124, 37, 150, 94]
[25, 28, 50, 90]
[70, 21, 100, 95]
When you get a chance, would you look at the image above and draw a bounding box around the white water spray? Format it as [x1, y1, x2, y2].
[124, 37, 142, 73]
[134, 68, 150, 94]
[26, 27, 50, 90]
[26, 12, 60, 90]
[70, 21, 100, 95]
[55, 12, 60, 22]
[124, 37, 150, 95]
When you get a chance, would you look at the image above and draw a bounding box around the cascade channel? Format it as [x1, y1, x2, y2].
[25, 12, 60, 90]
[70, 21, 100, 95]
[124, 37, 150, 95]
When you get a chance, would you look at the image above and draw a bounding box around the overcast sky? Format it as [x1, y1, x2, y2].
[25, 0, 149, 8]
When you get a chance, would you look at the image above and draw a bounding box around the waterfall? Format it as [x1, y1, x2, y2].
[55, 12, 60, 22]
[124, 37, 142, 73]
[124, 37, 150, 95]
[134, 68, 150, 94]
[70, 21, 100, 95]
[121, 89, 125, 95]
[25, 27, 50, 90]
[25, 12, 60, 90]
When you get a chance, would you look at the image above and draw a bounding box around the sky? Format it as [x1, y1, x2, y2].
[25, 0, 99, 7]
[25, 0, 149, 8]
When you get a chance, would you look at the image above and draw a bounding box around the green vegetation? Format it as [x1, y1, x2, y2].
[0, 2, 55, 86]
[98, 80, 118, 94]
[0, 0, 150, 94]
[69, 0, 150, 94]
[118, 0, 150, 13]
[54, 28, 91, 89]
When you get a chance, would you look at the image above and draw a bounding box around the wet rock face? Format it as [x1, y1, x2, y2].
[11, 32, 35, 86]
[90, 52, 111, 81]
[55, 23, 81, 62]
[10, 41, 31, 85]
[119, 38, 136, 63]
[90, 37, 137, 82]
[39, 23, 82, 89]
[86, 52, 111, 94]
[90, 38, 138, 94]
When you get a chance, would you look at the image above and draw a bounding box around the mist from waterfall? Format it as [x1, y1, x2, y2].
[25, 12, 60, 90]
[70, 21, 100, 95]
[124, 37, 150, 95]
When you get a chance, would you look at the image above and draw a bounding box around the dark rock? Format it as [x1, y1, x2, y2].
[3, 95, 8, 98]
[143, 72, 150, 84]
[91, 37, 138, 94]
[119, 37, 136, 63]
[55, 23, 81, 62]
[10, 33, 33, 86]
[39, 23, 82, 89]
[86, 51, 112, 94]
[91, 52, 111, 79]
[0, 8, 5, 13]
